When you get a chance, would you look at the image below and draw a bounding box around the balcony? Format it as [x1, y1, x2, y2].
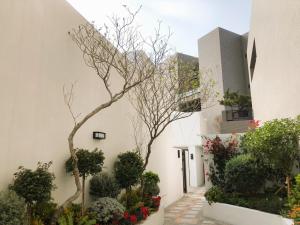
[222, 108, 253, 121]
[220, 108, 253, 134]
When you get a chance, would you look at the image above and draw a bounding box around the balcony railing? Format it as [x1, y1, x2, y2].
[222, 108, 253, 121]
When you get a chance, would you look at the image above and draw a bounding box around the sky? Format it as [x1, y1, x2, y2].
[66, 0, 252, 57]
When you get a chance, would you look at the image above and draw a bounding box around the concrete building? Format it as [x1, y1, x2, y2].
[197, 28, 252, 135]
[247, 0, 300, 122]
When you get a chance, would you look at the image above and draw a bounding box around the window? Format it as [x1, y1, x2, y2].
[250, 40, 257, 80]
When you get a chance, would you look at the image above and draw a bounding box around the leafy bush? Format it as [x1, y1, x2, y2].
[204, 186, 225, 204]
[58, 211, 96, 225]
[89, 197, 125, 224]
[202, 135, 239, 187]
[10, 162, 55, 205]
[114, 151, 144, 190]
[142, 171, 160, 196]
[205, 187, 285, 214]
[224, 154, 266, 194]
[225, 194, 286, 214]
[0, 190, 26, 225]
[32, 201, 57, 224]
[65, 148, 105, 177]
[90, 173, 120, 198]
[66, 148, 105, 211]
[119, 189, 143, 212]
[288, 174, 300, 209]
[241, 118, 300, 195]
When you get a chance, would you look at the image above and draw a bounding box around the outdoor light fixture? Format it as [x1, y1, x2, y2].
[190, 153, 194, 160]
[93, 131, 106, 140]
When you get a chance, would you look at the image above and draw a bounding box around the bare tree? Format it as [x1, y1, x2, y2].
[51, 7, 171, 224]
[130, 54, 218, 170]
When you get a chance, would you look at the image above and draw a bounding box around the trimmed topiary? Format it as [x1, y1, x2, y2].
[142, 171, 160, 196]
[114, 151, 144, 190]
[224, 154, 265, 194]
[90, 173, 121, 198]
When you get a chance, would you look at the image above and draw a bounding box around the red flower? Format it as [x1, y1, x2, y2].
[152, 196, 161, 208]
[130, 215, 137, 224]
[141, 206, 150, 219]
[123, 211, 129, 219]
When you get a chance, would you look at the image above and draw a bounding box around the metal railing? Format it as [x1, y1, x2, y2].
[222, 108, 253, 121]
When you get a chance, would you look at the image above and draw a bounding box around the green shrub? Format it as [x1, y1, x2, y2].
[202, 135, 239, 187]
[90, 173, 121, 198]
[119, 188, 143, 212]
[142, 171, 160, 196]
[288, 174, 300, 209]
[224, 194, 285, 214]
[58, 211, 96, 225]
[224, 154, 265, 194]
[114, 151, 144, 190]
[32, 201, 57, 224]
[89, 197, 125, 224]
[204, 186, 225, 204]
[241, 118, 300, 196]
[10, 162, 55, 205]
[0, 190, 26, 225]
[66, 148, 105, 211]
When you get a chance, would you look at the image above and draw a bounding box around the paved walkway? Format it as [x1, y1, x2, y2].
[164, 187, 228, 225]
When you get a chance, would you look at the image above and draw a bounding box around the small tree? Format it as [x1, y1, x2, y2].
[130, 55, 217, 170]
[65, 148, 104, 214]
[219, 89, 252, 111]
[10, 162, 55, 223]
[202, 135, 239, 187]
[242, 118, 300, 196]
[55, 6, 172, 224]
[114, 151, 144, 208]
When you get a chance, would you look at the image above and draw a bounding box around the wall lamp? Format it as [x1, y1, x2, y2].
[93, 131, 106, 140]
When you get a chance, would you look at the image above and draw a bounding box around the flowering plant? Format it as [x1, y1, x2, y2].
[120, 206, 150, 224]
[151, 196, 161, 210]
[202, 135, 239, 187]
[248, 119, 260, 129]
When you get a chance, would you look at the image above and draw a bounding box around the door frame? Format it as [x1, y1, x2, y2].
[181, 148, 189, 193]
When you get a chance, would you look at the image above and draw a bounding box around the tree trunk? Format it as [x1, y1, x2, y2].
[81, 175, 86, 216]
[287, 175, 291, 197]
[143, 141, 154, 171]
[50, 135, 82, 225]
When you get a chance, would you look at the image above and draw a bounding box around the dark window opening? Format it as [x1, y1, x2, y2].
[250, 40, 257, 80]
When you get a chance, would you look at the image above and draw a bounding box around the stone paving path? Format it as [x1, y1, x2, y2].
[164, 187, 229, 225]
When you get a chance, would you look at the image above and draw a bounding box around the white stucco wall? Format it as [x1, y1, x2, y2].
[248, 0, 300, 121]
[0, 0, 140, 203]
[148, 112, 203, 207]
[0, 0, 204, 209]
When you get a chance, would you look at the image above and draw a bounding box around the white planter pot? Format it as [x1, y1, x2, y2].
[141, 207, 164, 225]
[203, 202, 293, 225]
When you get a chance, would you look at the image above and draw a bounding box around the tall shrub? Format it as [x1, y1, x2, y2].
[89, 173, 120, 198]
[242, 118, 300, 196]
[203, 135, 239, 187]
[114, 151, 144, 190]
[10, 162, 55, 222]
[66, 148, 105, 213]
[224, 154, 266, 194]
[114, 151, 144, 208]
